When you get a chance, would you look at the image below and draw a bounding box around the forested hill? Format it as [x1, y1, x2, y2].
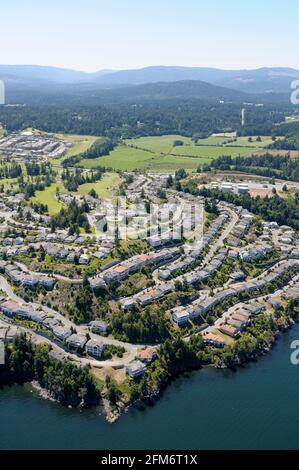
[1, 64, 299, 93]
[0, 100, 288, 138]
[3, 79, 288, 106]
[89, 80, 248, 103]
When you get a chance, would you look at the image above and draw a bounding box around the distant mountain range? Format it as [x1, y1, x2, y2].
[0, 64, 298, 105]
[1, 65, 299, 93]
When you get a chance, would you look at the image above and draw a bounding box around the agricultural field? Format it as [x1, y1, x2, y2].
[54, 133, 102, 163]
[75, 133, 285, 173]
[145, 154, 212, 171]
[171, 144, 251, 158]
[80, 146, 158, 171]
[124, 135, 192, 153]
[224, 136, 282, 148]
[80, 145, 212, 172]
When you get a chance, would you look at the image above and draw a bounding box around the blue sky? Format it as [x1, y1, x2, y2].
[1, 0, 298, 71]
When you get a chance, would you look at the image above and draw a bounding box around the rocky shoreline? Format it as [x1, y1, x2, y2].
[104, 319, 295, 423]
[8, 317, 295, 424]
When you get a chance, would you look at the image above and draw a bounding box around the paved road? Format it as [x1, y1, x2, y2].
[201, 207, 239, 266]
[0, 274, 139, 367]
[203, 272, 299, 335]
[14, 261, 82, 284]
[151, 207, 239, 286]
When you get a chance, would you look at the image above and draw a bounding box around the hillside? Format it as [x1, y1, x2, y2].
[1, 65, 299, 94]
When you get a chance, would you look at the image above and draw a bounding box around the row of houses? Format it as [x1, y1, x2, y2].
[0, 298, 106, 359]
[227, 211, 253, 247]
[158, 213, 229, 280]
[120, 247, 229, 311]
[218, 302, 264, 338]
[41, 243, 90, 265]
[0, 262, 56, 290]
[239, 244, 273, 262]
[0, 299, 48, 323]
[171, 260, 298, 326]
[181, 247, 229, 286]
[0, 245, 30, 258]
[64, 333, 105, 358]
[90, 246, 180, 289]
[284, 281, 299, 301]
[0, 132, 71, 159]
[120, 281, 174, 310]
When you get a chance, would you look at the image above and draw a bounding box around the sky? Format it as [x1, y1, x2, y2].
[1, 0, 299, 72]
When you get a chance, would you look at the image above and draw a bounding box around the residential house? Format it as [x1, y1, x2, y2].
[126, 360, 146, 378]
[172, 307, 190, 326]
[89, 320, 109, 334]
[218, 324, 240, 338]
[66, 333, 87, 350]
[202, 332, 225, 347]
[52, 325, 72, 340]
[85, 339, 105, 358]
[139, 347, 157, 363]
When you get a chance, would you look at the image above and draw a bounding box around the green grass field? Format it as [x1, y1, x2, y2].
[0, 177, 19, 190]
[76, 172, 121, 199]
[80, 146, 157, 171]
[66, 133, 284, 173]
[30, 173, 121, 214]
[54, 133, 102, 164]
[171, 144, 252, 158]
[30, 183, 65, 215]
[224, 136, 282, 148]
[80, 145, 213, 172]
[124, 135, 192, 153]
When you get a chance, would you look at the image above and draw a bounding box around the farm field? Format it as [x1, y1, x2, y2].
[145, 154, 212, 171]
[54, 133, 101, 163]
[80, 145, 214, 172]
[224, 136, 282, 147]
[76, 133, 286, 173]
[171, 144, 252, 158]
[124, 135, 192, 153]
[80, 146, 158, 171]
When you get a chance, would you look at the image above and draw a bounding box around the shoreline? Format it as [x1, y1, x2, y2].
[1, 317, 296, 423]
[103, 318, 294, 423]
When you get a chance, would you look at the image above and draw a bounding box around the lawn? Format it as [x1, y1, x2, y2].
[0, 177, 19, 190]
[30, 173, 121, 214]
[30, 183, 65, 215]
[76, 172, 121, 199]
